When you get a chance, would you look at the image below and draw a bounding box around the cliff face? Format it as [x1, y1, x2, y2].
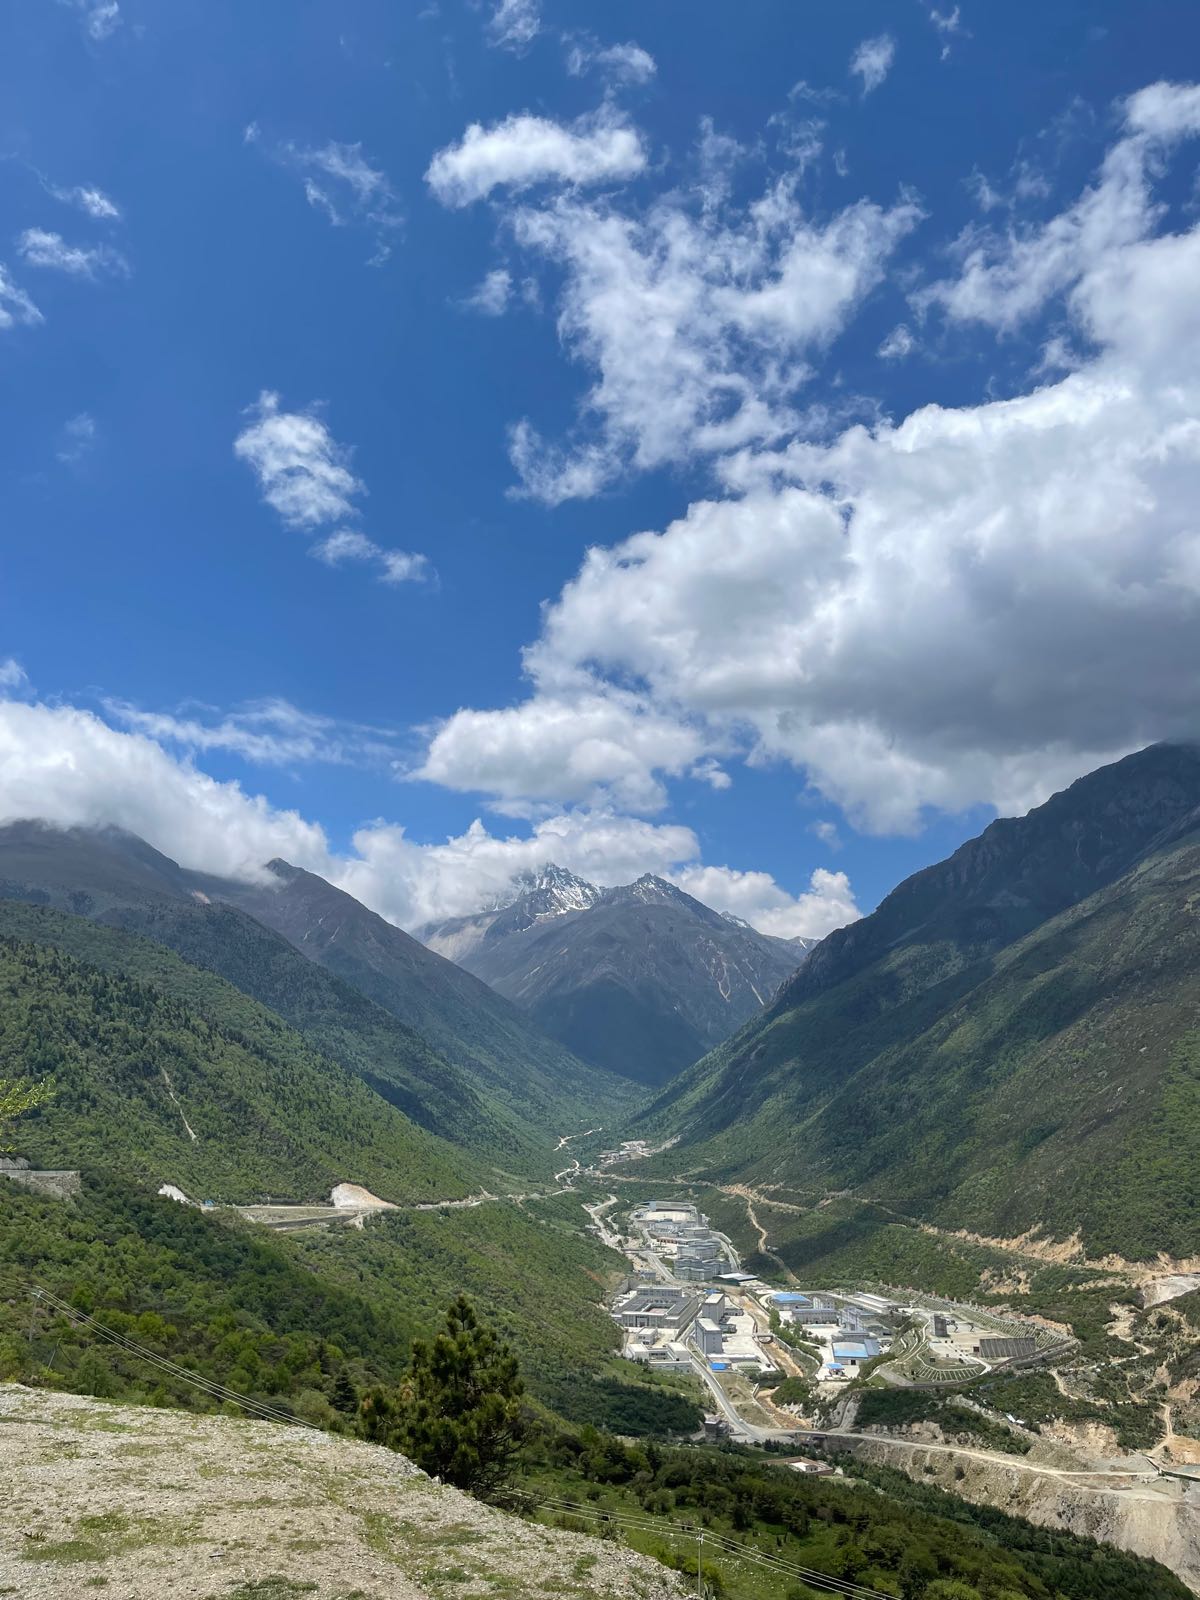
[836, 1433, 1200, 1595]
[0, 1385, 686, 1600]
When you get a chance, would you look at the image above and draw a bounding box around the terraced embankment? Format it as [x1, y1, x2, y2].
[832, 1431, 1200, 1594]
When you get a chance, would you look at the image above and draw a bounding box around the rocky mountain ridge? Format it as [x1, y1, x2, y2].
[419, 865, 815, 1085]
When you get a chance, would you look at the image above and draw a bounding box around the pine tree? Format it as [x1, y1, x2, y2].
[360, 1296, 526, 1500]
[0, 1076, 53, 1152]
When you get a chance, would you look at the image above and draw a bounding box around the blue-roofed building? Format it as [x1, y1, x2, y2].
[831, 1339, 881, 1368]
[772, 1292, 811, 1306]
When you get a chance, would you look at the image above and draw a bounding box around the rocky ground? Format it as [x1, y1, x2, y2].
[0, 1386, 686, 1600]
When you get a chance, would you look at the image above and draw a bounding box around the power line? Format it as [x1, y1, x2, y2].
[11, 1271, 895, 1600]
[510, 1490, 897, 1600]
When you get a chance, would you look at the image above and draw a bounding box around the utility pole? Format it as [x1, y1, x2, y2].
[696, 1527, 704, 1597]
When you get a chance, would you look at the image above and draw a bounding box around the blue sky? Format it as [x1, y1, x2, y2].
[2, 0, 1199, 936]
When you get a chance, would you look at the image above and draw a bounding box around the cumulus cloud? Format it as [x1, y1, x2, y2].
[672, 865, 858, 941]
[501, 178, 920, 500]
[417, 691, 707, 815]
[235, 393, 365, 529]
[412, 82, 1200, 833]
[850, 35, 896, 95]
[234, 393, 430, 583]
[425, 108, 647, 207]
[920, 81, 1200, 331]
[17, 228, 128, 278]
[0, 267, 42, 331]
[0, 691, 849, 939]
[487, 0, 540, 53]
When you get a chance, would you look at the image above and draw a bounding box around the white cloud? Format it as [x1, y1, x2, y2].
[0, 661, 28, 691]
[261, 138, 402, 264]
[313, 529, 430, 585]
[690, 758, 732, 791]
[45, 182, 121, 220]
[234, 393, 430, 584]
[104, 697, 401, 769]
[57, 412, 96, 465]
[425, 108, 647, 208]
[235, 392, 365, 529]
[487, 0, 540, 53]
[413, 83, 1200, 833]
[501, 178, 920, 500]
[17, 228, 128, 278]
[927, 5, 962, 33]
[59, 0, 120, 41]
[417, 691, 707, 815]
[850, 35, 896, 95]
[462, 268, 513, 315]
[0, 690, 848, 939]
[877, 322, 916, 359]
[921, 81, 1200, 332]
[0, 698, 327, 884]
[672, 864, 858, 941]
[810, 820, 841, 850]
[566, 39, 656, 86]
[0, 267, 42, 331]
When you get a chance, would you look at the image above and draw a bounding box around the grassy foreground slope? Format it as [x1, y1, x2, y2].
[642, 745, 1200, 1260]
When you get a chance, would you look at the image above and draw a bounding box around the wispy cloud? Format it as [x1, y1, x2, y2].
[462, 268, 513, 315]
[313, 529, 429, 585]
[17, 228, 128, 278]
[487, 0, 540, 53]
[849, 34, 896, 95]
[877, 323, 916, 359]
[58, 0, 121, 41]
[234, 393, 430, 586]
[57, 412, 97, 465]
[565, 38, 656, 86]
[43, 181, 121, 220]
[249, 131, 402, 265]
[0, 266, 42, 331]
[0, 660, 29, 691]
[925, 5, 966, 60]
[104, 695, 404, 769]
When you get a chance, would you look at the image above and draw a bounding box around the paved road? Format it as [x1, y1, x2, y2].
[821, 1430, 1170, 1485]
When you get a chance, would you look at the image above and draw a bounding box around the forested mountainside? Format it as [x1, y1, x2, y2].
[0, 904, 693, 1438]
[0, 822, 633, 1154]
[421, 866, 809, 1084]
[641, 743, 1200, 1260]
[0, 911, 482, 1203]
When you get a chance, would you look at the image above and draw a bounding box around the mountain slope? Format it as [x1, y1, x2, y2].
[421, 867, 808, 1085]
[641, 743, 1200, 1259]
[212, 857, 633, 1127]
[0, 907, 481, 1203]
[0, 823, 631, 1156]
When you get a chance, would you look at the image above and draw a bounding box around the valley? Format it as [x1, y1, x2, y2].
[5, 749, 1200, 1597]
